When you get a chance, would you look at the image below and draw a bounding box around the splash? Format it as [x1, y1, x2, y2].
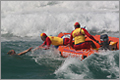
[54, 50, 119, 79]
[1, 1, 119, 39]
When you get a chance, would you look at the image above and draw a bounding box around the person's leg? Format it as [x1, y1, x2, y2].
[73, 42, 91, 50]
[83, 42, 91, 49]
[86, 41, 97, 49]
[74, 44, 82, 50]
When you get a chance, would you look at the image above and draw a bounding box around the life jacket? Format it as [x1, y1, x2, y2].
[109, 41, 118, 50]
[48, 36, 63, 46]
[100, 40, 118, 50]
[72, 28, 85, 44]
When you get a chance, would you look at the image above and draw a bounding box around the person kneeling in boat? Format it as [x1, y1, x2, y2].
[69, 22, 99, 50]
[7, 47, 33, 56]
[99, 34, 118, 50]
[33, 33, 70, 51]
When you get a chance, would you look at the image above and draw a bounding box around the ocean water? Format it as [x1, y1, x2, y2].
[1, 1, 119, 79]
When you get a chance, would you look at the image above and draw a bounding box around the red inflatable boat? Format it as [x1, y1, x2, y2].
[57, 32, 119, 60]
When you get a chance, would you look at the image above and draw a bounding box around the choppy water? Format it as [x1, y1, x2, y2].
[1, 1, 119, 79]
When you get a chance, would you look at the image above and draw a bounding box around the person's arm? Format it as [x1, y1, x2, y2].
[33, 37, 51, 51]
[42, 37, 51, 50]
[69, 31, 74, 47]
[32, 41, 46, 52]
[82, 28, 97, 42]
[17, 47, 33, 56]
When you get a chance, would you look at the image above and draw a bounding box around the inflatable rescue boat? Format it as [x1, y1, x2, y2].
[57, 32, 119, 60]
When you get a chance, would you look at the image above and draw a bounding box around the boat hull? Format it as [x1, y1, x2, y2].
[57, 32, 119, 60]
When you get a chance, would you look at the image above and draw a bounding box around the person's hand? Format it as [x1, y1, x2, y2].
[27, 47, 33, 52]
[31, 46, 40, 53]
[96, 40, 99, 43]
[39, 46, 43, 49]
[96, 40, 101, 45]
[66, 44, 70, 47]
[31, 48, 36, 53]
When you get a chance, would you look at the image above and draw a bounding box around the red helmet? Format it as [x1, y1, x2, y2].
[40, 33, 47, 37]
[74, 22, 80, 26]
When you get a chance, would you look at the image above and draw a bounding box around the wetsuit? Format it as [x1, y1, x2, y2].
[70, 28, 97, 50]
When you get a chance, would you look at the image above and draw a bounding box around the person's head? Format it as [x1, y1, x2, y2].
[74, 22, 80, 29]
[7, 50, 16, 55]
[40, 33, 47, 41]
[100, 34, 109, 46]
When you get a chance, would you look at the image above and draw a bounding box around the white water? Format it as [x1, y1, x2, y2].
[1, 1, 119, 39]
[54, 50, 119, 79]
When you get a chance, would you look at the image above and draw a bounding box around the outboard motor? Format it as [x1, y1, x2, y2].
[100, 34, 109, 50]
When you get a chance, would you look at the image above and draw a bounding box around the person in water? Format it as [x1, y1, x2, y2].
[69, 22, 99, 50]
[99, 34, 118, 50]
[7, 47, 33, 56]
[33, 33, 70, 51]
